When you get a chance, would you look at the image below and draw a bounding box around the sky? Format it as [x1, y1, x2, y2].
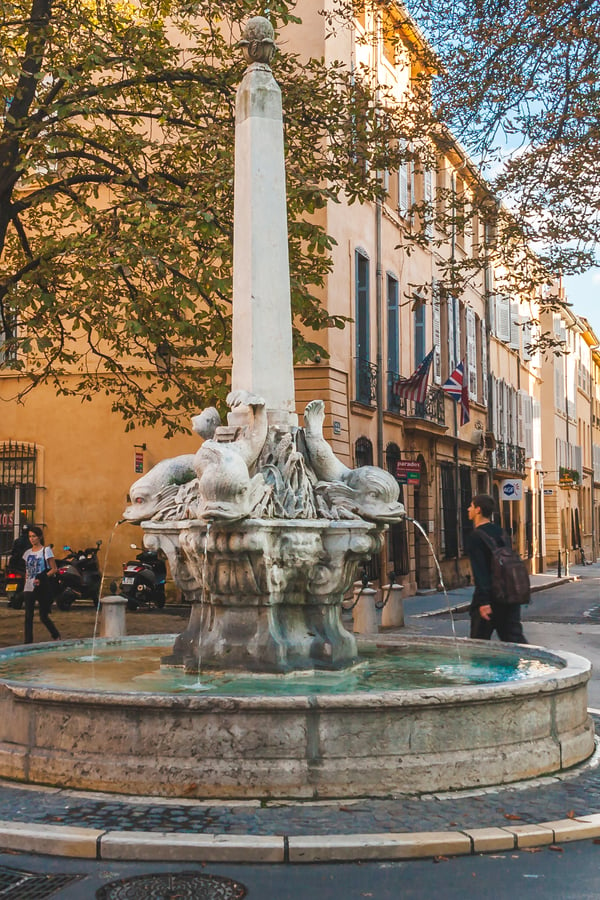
[564, 269, 600, 339]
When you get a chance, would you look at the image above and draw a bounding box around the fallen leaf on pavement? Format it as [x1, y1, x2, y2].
[548, 845, 564, 852]
[433, 856, 449, 862]
[504, 814, 523, 821]
[523, 847, 542, 853]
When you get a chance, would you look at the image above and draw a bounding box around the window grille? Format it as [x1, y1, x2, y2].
[0, 441, 37, 558]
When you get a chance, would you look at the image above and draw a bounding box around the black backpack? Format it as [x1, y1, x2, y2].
[477, 529, 531, 606]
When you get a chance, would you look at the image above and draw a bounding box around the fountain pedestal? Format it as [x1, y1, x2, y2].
[145, 518, 385, 673]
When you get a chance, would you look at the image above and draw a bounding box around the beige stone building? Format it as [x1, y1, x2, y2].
[539, 301, 598, 569]
[0, 1, 592, 592]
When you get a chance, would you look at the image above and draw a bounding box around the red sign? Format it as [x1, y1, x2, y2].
[134, 452, 144, 474]
[395, 460, 421, 486]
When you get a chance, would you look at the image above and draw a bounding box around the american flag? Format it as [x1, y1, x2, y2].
[441, 362, 464, 402]
[393, 348, 435, 404]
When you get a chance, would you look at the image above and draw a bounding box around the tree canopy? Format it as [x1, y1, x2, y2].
[0, 0, 411, 433]
[404, 0, 600, 277]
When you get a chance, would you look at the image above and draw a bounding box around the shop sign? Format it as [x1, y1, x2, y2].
[500, 479, 523, 501]
[134, 451, 144, 474]
[543, 489, 554, 496]
[396, 460, 421, 487]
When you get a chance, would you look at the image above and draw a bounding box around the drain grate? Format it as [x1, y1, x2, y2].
[96, 872, 247, 900]
[0, 865, 84, 899]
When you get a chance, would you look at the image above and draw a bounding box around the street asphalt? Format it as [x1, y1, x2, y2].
[0, 561, 599, 892]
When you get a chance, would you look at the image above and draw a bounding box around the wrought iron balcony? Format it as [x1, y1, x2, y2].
[355, 357, 378, 406]
[495, 441, 526, 474]
[387, 372, 445, 426]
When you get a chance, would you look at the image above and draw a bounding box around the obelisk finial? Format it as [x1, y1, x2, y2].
[238, 16, 277, 66]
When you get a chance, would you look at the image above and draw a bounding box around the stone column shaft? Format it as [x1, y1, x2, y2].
[231, 62, 297, 429]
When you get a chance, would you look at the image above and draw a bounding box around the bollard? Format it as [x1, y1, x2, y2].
[352, 582, 378, 634]
[381, 584, 404, 628]
[99, 595, 128, 638]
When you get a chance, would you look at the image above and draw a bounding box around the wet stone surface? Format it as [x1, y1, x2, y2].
[0, 716, 598, 837]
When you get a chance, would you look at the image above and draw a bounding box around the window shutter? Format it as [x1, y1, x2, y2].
[424, 167, 434, 240]
[466, 307, 477, 400]
[517, 390, 523, 447]
[488, 289, 496, 335]
[432, 279, 441, 384]
[481, 320, 488, 405]
[501, 380, 509, 438]
[496, 379, 504, 441]
[554, 355, 565, 412]
[567, 353, 577, 418]
[532, 399, 541, 461]
[495, 295, 511, 342]
[447, 295, 456, 375]
[399, 159, 409, 218]
[511, 386, 518, 444]
[509, 302, 520, 351]
[523, 393, 533, 458]
[522, 320, 532, 362]
[455, 298, 462, 366]
[488, 373, 496, 432]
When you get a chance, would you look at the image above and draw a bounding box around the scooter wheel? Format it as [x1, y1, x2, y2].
[8, 592, 24, 610]
[126, 598, 139, 612]
[56, 595, 74, 611]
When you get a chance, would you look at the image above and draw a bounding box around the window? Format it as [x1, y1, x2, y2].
[466, 307, 477, 400]
[440, 463, 458, 558]
[355, 437, 373, 468]
[385, 443, 409, 576]
[387, 274, 399, 408]
[0, 313, 17, 366]
[355, 250, 371, 404]
[414, 297, 426, 366]
[0, 441, 37, 559]
[398, 140, 413, 219]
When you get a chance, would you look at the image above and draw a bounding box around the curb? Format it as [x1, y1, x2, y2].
[413, 575, 575, 619]
[1, 815, 600, 863]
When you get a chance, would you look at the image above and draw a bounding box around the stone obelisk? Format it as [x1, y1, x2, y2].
[231, 17, 297, 429]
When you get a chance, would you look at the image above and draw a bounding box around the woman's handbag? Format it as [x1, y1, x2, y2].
[34, 548, 59, 604]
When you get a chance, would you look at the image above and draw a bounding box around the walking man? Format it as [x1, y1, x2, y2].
[467, 494, 528, 644]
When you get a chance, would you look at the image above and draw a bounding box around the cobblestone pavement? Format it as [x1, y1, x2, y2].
[0, 717, 598, 837]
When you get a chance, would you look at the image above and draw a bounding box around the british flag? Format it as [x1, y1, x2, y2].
[441, 361, 464, 402]
[442, 361, 470, 425]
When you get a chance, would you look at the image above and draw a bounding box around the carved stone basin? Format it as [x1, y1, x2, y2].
[144, 518, 385, 673]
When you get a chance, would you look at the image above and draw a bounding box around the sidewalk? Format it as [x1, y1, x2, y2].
[404, 565, 588, 620]
[0, 564, 599, 864]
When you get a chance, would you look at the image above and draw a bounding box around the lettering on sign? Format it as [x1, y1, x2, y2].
[395, 460, 421, 487]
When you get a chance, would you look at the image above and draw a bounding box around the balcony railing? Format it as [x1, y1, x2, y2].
[495, 441, 527, 474]
[355, 357, 378, 406]
[387, 372, 446, 426]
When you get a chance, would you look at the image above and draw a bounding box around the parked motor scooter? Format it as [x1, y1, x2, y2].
[119, 545, 166, 611]
[55, 540, 103, 610]
[4, 561, 26, 608]
[4, 525, 31, 609]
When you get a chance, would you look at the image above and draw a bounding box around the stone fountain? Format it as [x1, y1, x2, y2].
[122, 15, 404, 675]
[0, 18, 594, 800]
